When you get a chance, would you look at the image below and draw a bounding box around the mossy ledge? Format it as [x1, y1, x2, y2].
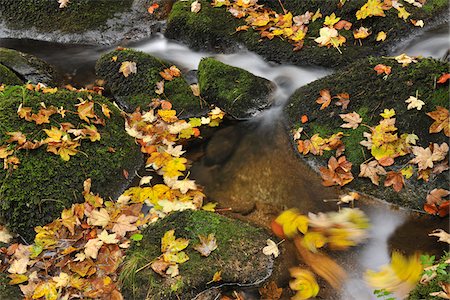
[120, 210, 274, 300]
[0, 48, 57, 85]
[0, 64, 23, 86]
[165, 0, 448, 68]
[284, 57, 449, 210]
[96, 49, 208, 118]
[198, 58, 275, 119]
[0, 86, 143, 240]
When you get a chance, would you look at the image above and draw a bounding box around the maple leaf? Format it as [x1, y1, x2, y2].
[259, 281, 283, 300]
[316, 89, 332, 110]
[262, 239, 280, 258]
[353, 26, 371, 39]
[98, 230, 119, 244]
[112, 214, 138, 236]
[33, 281, 58, 300]
[340, 112, 362, 129]
[424, 189, 449, 216]
[437, 73, 450, 84]
[405, 96, 425, 110]
[324, 13, 340, 26]
[166, 264, 179, 277]
[193, 233, 218, 257]
[75, 100, 95, 123]
[429, 229, 450, 244]
[162, 157, 187, 178]
[376, 31, 387, 41]
[151, 259, 170, 276]
[87, 208, 110, 228]
[119, 61, 137, 77]
[380, 108, 395, 119]
[359, 160, 387, 185]
[6, 132, 27, 145]
[0, 226, 13, 243]
[334, 92, 350, 110]
[396, 6, 410, 20]
[410, 143, 448, 171]
[384, 171, 404, 192]
[159, 66, 181, 81]
[394, 53, 417, 67]
[101, 104, 111, 118]
[52, 272, 70, 288]
[374, 64, 391, 75]
[356, 0, 385, 20]
[334, 20, 352, 30]
[315, 27, 339, 47]
[191, 0, 201, 13]
[209, 270, 222, 283]
[171, 178, 197, 194]
[84, 238, 103, 260]
[8, 257, 29, 274]
[320, 156, 354, 187]
[427, 106, 449, 137]
[411, 19, 424, 27]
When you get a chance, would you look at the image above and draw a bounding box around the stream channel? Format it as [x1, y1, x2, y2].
[0, 24, 449, 300]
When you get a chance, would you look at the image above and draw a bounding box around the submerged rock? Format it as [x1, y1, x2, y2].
[0, 87, 142, 240]
[198, 58, 275, 119]
[0, 48, 57, 85]
[0, 0, 169, 45]
[121, 210, 274, 300]
[284, 57, 449, 210]
[96, 49, 208, 117]
[165, 0, 448, 68]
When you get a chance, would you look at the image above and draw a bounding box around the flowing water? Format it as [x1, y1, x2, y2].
[0, 24, 448, 300]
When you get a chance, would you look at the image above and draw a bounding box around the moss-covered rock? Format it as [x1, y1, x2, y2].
[0, 64, 22, 86]
[0, 48, 57, 85]
[0, 0, 133, 34]
[120, 210, 274, 300]
[165, 0, 448, 68]
[96, 49, 208, 117]
[284, 57, 449, 210]
[0, 86, 143, 240]
[198, 58, 274, 119]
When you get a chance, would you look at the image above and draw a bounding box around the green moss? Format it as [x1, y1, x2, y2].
[166, 0, 448, 68]
[285, 57, 449, 209]
[121, 210, 272, 300]
[0, 86, 142, 240]
[0, 64, 22, 85]
[0, 48, 57, 85]
[96, 49, 207, 117]
[0, 0, 133, 33]
[198, 58, 274, 118]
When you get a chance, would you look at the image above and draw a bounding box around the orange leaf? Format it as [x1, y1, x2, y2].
[374, 64, 391, 75]
[437, 73, 450, 84]
[316, 89, 332, 110]
[427, 106, 450, 137]
[147, 3, 159, 14]
[301, 115, 308, 123]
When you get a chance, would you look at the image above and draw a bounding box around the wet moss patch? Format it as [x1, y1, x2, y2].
[0, 64, 22, 86]
[198, 58, 275, 119]
[121, 210, 274, 300]
[0, 86, 142, 240]
[284, 57, 449, 210]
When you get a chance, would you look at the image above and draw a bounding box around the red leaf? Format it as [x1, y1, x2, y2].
[437, 73, 450, 84]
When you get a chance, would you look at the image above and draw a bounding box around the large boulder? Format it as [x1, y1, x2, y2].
[165, 0, 448, 68]
[198, 58, 275, 119]
[96, 49, 208, 117]
[0, 86, 143, 240]
[121, 210, 275, 300]
[0, 64, 22, 86]
[284, 57, 449, 210]
[0, 48, 57, 85]
[0, 0, 169, 45]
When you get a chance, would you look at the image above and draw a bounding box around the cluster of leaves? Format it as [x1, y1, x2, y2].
[292, 59, 449, 216]
[1, 72, 226, 299]
[0, 84, 110, 171]
[211, 0, 427, 52]
[149, 230, 218, 279]
[271, 207, 369, 299]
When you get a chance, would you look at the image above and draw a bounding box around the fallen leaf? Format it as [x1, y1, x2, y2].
[427, 106, 449, 137]
[384, 171, 404, 192]
[376, 31, 387, 41]
[119, 61, 137, 78]
[259, 281, 283, 300]
[405, 95, 425, 110]
[191, 0, 201, 13]
[429, 229, 450, 244]
[147, 3, 159, 14]
[193, 233, 218, 257]
[316, 89, 332, 110]
[262, 239, 280, 258]
[394, 53, 417, 67]
[374, 64, 391, 75]
[112, 215, 138, 237]
[58, 0, 70, 9]
[340, 111, 362, 129]
[437, 73, 450, 84]
[359, 160, 387, 185]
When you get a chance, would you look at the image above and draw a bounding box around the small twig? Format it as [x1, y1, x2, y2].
[277, 0, 287, 14]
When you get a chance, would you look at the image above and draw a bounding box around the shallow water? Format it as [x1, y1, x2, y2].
[0, 24, 449, 300]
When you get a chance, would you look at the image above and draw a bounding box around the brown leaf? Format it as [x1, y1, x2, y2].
[193, 233, 218, 257]
[119, 61, 137, 78]
[151, 259, 170, 276]
[259, 281, 283, 300]
[334, 93, 350, 110]
[359, 160, 386, 185]
[316, 89, 332, 110]
[340, 111, 362, 129]
[427, 106, 449, 137]
[320, 156, 354, 187]
[384, 171, 404, 192]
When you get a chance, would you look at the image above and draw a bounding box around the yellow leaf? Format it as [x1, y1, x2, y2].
[324, 13, 340, 26]
[119, 61, 137, 77]
[396, 6, 410, 20]
[8, 274, 28, 285]
[311, 8, 322, 21]
[162, 157, 187, 178]
[401, 166, 414, 179]
[376, 31, 386, 41]
[202, 202, 217, 212]
[32, 281, 58, 300]
[380, 108, 395, 119]
[289, 268, 319, 300]
[302, 232, 327, 252]
[356, 0, 385, 20]
[75, 100, 95, 123]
